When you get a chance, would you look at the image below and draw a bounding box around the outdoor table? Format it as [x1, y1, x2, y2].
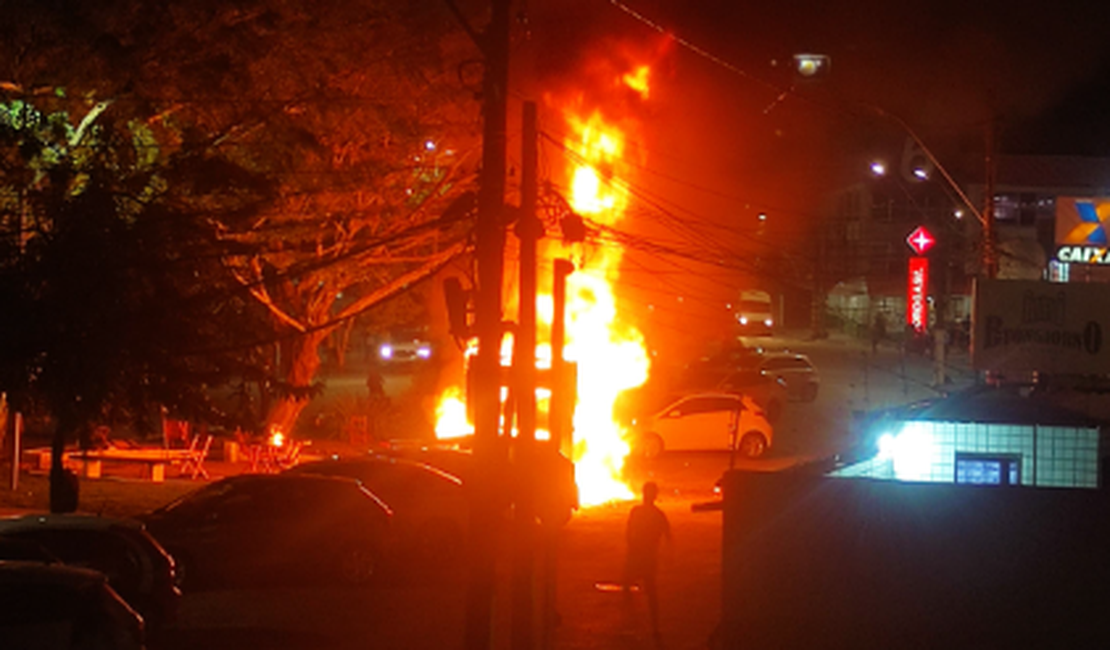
[69, 448, 197, 483]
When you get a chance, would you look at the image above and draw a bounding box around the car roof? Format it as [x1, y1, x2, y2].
[759, 351, 811, 360]
[0, 513, 146, 534]
[223, 472, 361, 485]
[291, 455, 464, 485]
[153, 471, 392, 516]
[0, 560, 108, 587]
[672, 391, 745, 400]
[663, 392, 755, 409]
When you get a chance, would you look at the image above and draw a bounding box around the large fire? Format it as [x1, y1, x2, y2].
[434, 64, 653, 506]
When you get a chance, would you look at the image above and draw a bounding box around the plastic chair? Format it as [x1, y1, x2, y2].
[276, 440, 303, 471]
[180, 435, 212, 479]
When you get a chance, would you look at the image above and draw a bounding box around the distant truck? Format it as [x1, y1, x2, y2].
[736, 290, 775, 336]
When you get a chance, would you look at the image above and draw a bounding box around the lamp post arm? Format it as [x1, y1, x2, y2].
[869, 106, 987, 228]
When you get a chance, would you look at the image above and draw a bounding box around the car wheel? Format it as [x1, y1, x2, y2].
[641, 433, 664, 458]
[803, 384, 819, 402]
[738, 432, 767, 459]
[335, 540, 379, 586]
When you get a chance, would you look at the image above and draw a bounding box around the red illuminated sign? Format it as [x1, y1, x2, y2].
[906, 226, 935, 255]
[907, 257, 929, 331]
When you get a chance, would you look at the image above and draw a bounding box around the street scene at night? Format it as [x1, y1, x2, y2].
[3, 1, 1110, 649]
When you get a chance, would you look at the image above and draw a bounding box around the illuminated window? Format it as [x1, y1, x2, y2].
[955, 452, 1021, 486]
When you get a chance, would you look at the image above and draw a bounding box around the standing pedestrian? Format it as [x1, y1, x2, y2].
[932, 323, 949, 387]
[871, 312, 887, 354]
[365, 359, 390, 442]
[624, 481, 671, 645]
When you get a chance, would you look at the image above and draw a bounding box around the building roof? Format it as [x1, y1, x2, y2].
[910, 385, 1104, 427]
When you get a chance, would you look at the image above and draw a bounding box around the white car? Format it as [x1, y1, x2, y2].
[633, 393, 774, 459]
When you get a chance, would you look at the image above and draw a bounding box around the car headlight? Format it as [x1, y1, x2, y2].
[379, 344, 393, 359]
[764, 318, 773, 327]
[739, 316, 749, 325]
[417, 347, 432, 359]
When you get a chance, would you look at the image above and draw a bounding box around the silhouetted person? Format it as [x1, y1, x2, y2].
[624, 481, 671, 644]
[871, 312, 887, 353]
[366, 362, 387, 404]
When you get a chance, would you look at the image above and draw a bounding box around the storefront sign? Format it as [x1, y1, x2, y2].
[1054, 197, 1110, 264]
[907, 257, 928, 332]
[906, 226, 935, 255]
[972, 279, 1110, 374]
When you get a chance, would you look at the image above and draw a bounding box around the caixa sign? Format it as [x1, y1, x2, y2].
[1056, 245, 1110, 264]
[1055, 197, 1110, 264]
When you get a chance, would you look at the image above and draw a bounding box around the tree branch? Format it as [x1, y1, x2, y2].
[333, 240, 466, 324]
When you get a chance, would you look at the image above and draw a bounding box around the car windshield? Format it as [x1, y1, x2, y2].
[738, 300, 770, 311]
[390, 328, 428, 342]
[764, 357, 810, 371]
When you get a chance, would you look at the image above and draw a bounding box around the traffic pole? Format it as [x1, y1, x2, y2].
[511, 101, 541, 650]
[466, 0, 511, 647]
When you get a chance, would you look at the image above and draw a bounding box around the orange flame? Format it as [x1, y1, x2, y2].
[433, 62, 653, 507]
[622, 65, 650, 100]
[434, 386, 471, 440]
[557, 103, 649, 505]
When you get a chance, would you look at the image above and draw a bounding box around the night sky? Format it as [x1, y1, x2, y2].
[525, 0, 1110, 355]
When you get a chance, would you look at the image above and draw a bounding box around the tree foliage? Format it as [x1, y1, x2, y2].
[0, 0, 483, 435]
[0, 93, 278, 442]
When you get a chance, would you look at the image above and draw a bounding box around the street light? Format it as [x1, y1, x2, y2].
[793, 54, 831, 80]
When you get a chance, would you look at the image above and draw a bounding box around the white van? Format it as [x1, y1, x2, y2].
[736, 290, 774, 335]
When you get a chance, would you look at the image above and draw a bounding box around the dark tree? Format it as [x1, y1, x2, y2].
[0, 0, 483, 438]
[0, 93, 278, 509]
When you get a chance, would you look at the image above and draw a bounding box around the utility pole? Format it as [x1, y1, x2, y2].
[466, 0, 510, 647]
[983, 118, 998, 279]
[511, 100, 540, 650]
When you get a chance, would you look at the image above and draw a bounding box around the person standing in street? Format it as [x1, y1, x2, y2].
[932, 323, 949, 387]
[871, 312, 887, 354]
[624, 481, 671, 645]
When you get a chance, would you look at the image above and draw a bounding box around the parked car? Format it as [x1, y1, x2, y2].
[286, 455, 468, 567]
[632, 392, 774, 458]
[684, 339, 764, 376]
[377, 326, 434, 365]
[140, 474, 392, 589]
[0, 536, 60, 562]
[0, 561, 145, 650]
[381, 443, 579, 528]
[709, 369, 788, 423]
[755, 352, 820, 402]
[0, 514, 180, 635]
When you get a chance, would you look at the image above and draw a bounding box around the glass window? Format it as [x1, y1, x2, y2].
[955, 453, 1021, 486]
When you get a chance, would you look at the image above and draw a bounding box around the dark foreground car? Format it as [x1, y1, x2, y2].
[287, 455, 467, 568]
[382, 443, 579, 528]
[0, 561, 145, 650]
[0, 514, 180, 635]
[140, 474, 392, 589]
